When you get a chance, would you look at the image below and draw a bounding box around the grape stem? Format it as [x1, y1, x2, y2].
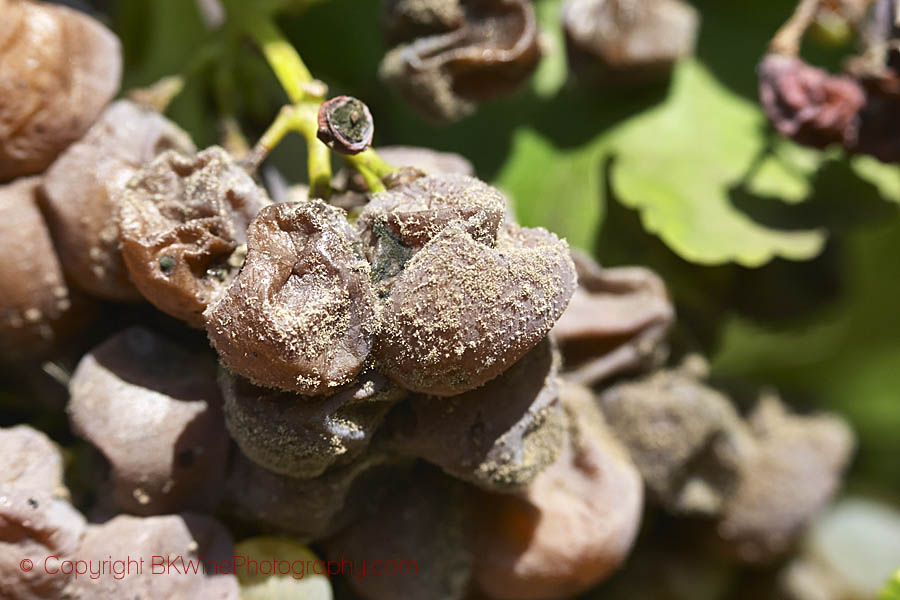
[770, 0, 822, 55]
[236, 9, 395, 195]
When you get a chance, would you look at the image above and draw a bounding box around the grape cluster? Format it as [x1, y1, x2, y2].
[0, 2, 859, 599]
[760, 0, 900, 162]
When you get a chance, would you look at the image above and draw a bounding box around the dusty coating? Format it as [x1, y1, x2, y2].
[0, 0, 121, 180]
[717, 395, 855, 564]
[563, 0, 699, 83]
[205, 201, 378, 394]
[326, 465, 472, 600]
[598, 367, 753, 516]
[0, 177, 91, 361]
[553, 250, 674, 386]
[358, 174, 506, 288]
[119, 146, 269, 328]
[220, 368, 404, 479]
[226, 451, 412, 542]
[67, 327, 228, 516]
[381, 0, 464, 45]
[379, 0, 542, 121]
[470, 382, 643, 600]
[0, 425, 67, 498]
[377, 219, 576, 396]
[41, 100, 196, 301]
[0, 490, 87, 600]
[386, 337, 565, 490]
[62, 513, 239, 599]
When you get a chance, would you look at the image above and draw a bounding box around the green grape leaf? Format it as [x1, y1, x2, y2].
[881, 568, 900, 600]
[851, 156, 900, 205]
[495, 128, 606, 251]
[611, 59, 826, 267]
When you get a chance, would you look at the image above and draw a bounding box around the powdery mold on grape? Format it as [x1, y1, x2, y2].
[205, 200, 379, 395]
[119, 146, 270, 328]
[220, 368, 404, 479]
[376, 219, 576, 396]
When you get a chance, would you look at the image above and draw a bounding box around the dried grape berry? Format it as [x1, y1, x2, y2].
[853, 74, 900, 163]
[380, 0, 465, 46]
[552, 250, 674, 387]
[205, 201, 379, 394]
[0, 490, 86, 600]
[716, 395, 855, 564]
[377, 219, 576, 396]
[119, 146, 270, 328]
[563, 0, 699, 84]
[41, 100, 195, 301]
[226, 451, 412, 542]
[0, 425, 67, 498]
[0, 0, 121, 180]
[68, 327, 228, 515]
[758, 54, 865, 149]
[0, 177, 91, 362]
[379, 0, 541, 121]
[220, 368, 404, 479]
[598, 365, 753, 516]
[65, 513, 239, 599]
[385, 337, 565, 490]
[357, 174, 506, 288]
[326, 465, 472, 600]
[469, 382, 643, 600]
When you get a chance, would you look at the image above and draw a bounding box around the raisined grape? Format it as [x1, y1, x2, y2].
[377, 220, 576, 396]
[758, 54, 865, 149]
[381, 0, 464, 46]
[598, 365, 753, 516]
[220, 368, 403, 479]
[41, 100, 195, 301]
[716, 395, 854, 564]
[0, 425, 67, 497]
[0, 0, 121, 180]
[379, 0, 541, 121]
[326, 464, 472, 600]
[385, 337, 565, 490]
[358, 174, 505, 289]
[119, 146, 269, 328]
[226, 451, 412, 542]
[68, 513, 239, 599]
[0, 177, 92, 362]
[552, 250, 674, 387]
[0, 490, 86, 600]
[469, 382, 643, 600]
[205, 201, 379, 394]
[68, 327, 228, 515]
[563, 0, 699, 83]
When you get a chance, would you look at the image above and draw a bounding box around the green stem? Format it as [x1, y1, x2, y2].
[244, 15, 314, 103]
[235, 9, 395, 195]
[346, 148, 395, 179]
[294, 103, 333, 198]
